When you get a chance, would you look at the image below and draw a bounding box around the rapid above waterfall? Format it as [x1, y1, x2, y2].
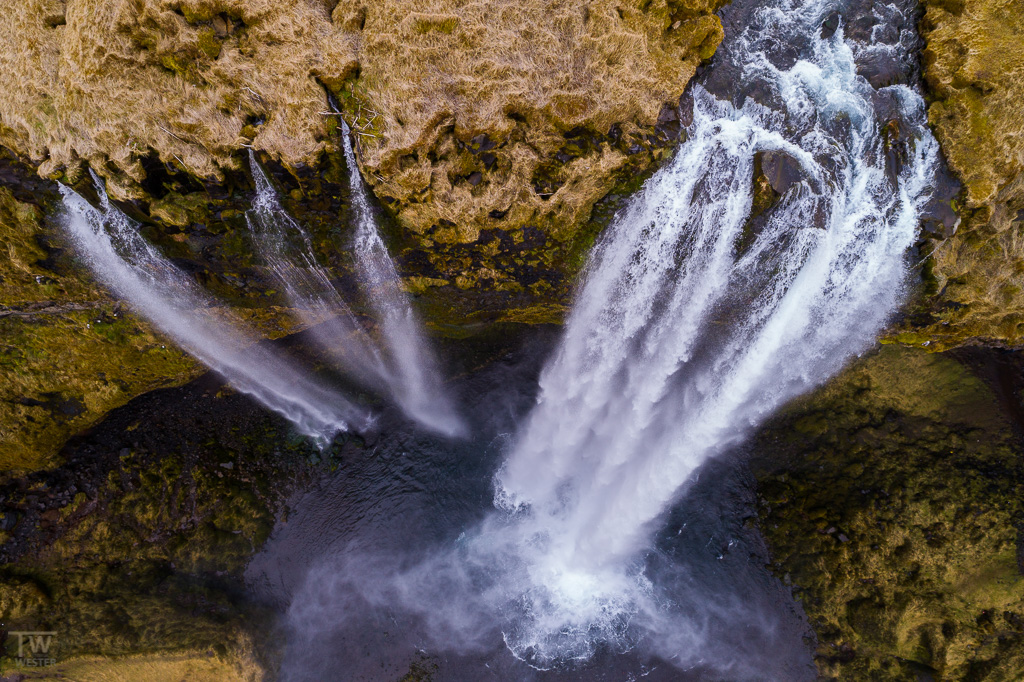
[59, 173, 368, 442]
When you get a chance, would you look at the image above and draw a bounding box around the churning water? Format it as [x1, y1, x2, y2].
[265, 0, 943, 677]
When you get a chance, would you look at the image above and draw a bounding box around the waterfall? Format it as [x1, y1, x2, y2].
[59, 173, 368, 443]
[273, 0, 942, 674]
[247, 154, 393, 393]
[486, 0, 940, 665]
[247, 142, 464, 437]
[340, 122, 465, 437]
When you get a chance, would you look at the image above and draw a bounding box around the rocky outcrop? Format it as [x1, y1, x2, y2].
[0, 0, 724, 307]
[906, 0, 1024, 349]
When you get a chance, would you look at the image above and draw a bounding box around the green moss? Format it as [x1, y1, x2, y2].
[196, 27, 223, 60]
[149, 191, 211, 228]
[753, 345, 1024, 679]
[0, 310, 198, 471]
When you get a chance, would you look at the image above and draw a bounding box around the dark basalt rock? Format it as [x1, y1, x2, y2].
[821, 11, 841, 39]
[759, 150, 804, 196]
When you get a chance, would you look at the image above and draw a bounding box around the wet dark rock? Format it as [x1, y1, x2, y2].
[657, 102, 679, 125]
[857, 50, 905, 89]
[469, 134, 496, 153]
[467, 172, 483, 186]
[821, 11, 841, 39]
[921, 202, 960, 238]
[655, 102, 682, 141]
[678, 93, 694, 128]
[760, 151, 804, 195]
[0, 151, 55, 206]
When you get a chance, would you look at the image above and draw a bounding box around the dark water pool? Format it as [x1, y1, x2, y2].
[246, 325, 815, 681]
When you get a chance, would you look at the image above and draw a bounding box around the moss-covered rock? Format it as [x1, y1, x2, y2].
[0, 369, 348, 679]
[903, 0, 1024, 348]
[752, 345, 1024, 679]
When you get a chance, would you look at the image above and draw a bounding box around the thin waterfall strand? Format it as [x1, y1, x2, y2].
[247, 153, 392, 392]
[341, 122, 465, 437]
[60, 174, 368, 442]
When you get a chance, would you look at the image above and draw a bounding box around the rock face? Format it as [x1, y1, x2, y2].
[909, 0, 1024, 348]
[0, 0, 724, 304]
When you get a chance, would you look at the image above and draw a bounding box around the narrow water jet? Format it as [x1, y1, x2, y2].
[340, 121, 465, 437]
[59, 173, 368, 443]
[247, 145, 464, 437]
[247, 153, 392, 392]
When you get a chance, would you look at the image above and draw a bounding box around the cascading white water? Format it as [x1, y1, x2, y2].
[487, 0, 940, 664]
[59, 173, 368, 442]
[247, 144, 464, 436]
[261, 0, 944, 675]
[339, 121, 465, 436]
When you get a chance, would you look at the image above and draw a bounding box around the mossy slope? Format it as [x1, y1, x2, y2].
[0, 183, 198, 472]
[752, 345, 1024, 679]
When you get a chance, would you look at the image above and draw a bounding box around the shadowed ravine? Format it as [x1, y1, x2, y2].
[241, 0, 946, 678]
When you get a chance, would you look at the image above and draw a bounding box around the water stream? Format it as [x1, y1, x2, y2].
[247, 149, 464, 437]
[59, 174, 367, 442]
[340, 122, 466, 437]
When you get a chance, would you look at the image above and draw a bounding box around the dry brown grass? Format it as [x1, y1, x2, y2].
[1, 0, 344, 199]
[0, 0, 722, 233]
[349, 0, 722, 239]
[5, 651, 260, 681]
